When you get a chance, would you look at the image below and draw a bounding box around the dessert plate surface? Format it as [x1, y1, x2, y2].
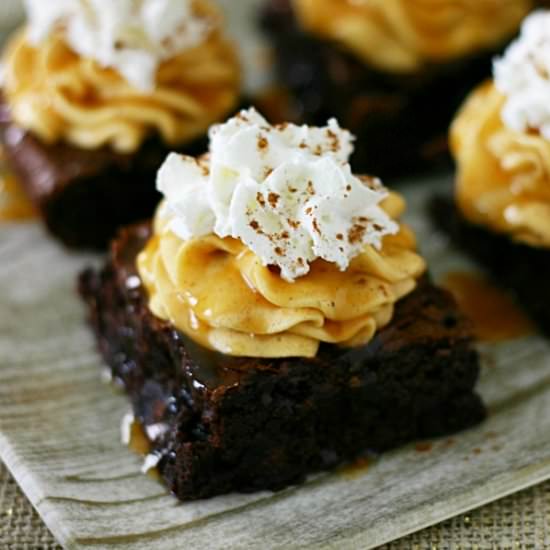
[2, 1, 550, 548]
[2, 178, 550, 550]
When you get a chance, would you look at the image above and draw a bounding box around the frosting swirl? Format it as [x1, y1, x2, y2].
[292, 0, 531, 72]
[452, 82, 550, 248]
[453, 10, 550, 248]
[138, 192, 425, 358]
[1, 1, 240, 153]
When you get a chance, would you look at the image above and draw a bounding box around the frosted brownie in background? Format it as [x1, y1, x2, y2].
[261, 0, 538, 178]
[432, 10, 550, 336]
[0, 0, 240, 248]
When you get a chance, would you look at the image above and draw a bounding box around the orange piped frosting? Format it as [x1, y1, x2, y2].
[452, 82, 550, 248]
[138, 192, 426, 358]
[292, 0, 530, 72]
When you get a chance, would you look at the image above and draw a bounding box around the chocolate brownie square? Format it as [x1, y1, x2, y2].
[79, 223, 485, 500]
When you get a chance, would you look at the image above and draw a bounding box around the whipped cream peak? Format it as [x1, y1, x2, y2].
[494, 10, 550, 139]
[157, 108, 398, 282]
[23, 0, 211, 90]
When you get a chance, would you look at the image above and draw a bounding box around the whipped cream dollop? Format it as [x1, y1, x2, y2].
[494, 10, 550, 139]
[157, 108, 398, 282]
[23, 0, 210, 90]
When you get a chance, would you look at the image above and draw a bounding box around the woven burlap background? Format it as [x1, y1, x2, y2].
[1, 460, 550, 549]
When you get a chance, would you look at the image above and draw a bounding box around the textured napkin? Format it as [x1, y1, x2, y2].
[2, 459, 550, 549]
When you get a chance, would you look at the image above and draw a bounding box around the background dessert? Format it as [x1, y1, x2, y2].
[80, 109, 484, 500]
[0, 0, 240, 248]
[433, 10, 550, 336]
[261, 0, 537, 178]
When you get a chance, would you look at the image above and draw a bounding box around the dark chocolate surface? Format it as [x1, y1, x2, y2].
[79, 224, 485, 500]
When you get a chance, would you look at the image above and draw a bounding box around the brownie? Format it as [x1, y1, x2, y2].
[78, 223, 485, 500]
[260, 0, 515, 178]
[431, 196, 550, 337]
[0, 95, 206, 249]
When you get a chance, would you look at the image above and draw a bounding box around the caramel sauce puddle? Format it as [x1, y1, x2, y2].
[0, 149, 37, 221]
[441, 272, 534, 343]
[127, 420, 152, 456]
[126, 419, 161, 481]
[339, 456, 371, 480]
